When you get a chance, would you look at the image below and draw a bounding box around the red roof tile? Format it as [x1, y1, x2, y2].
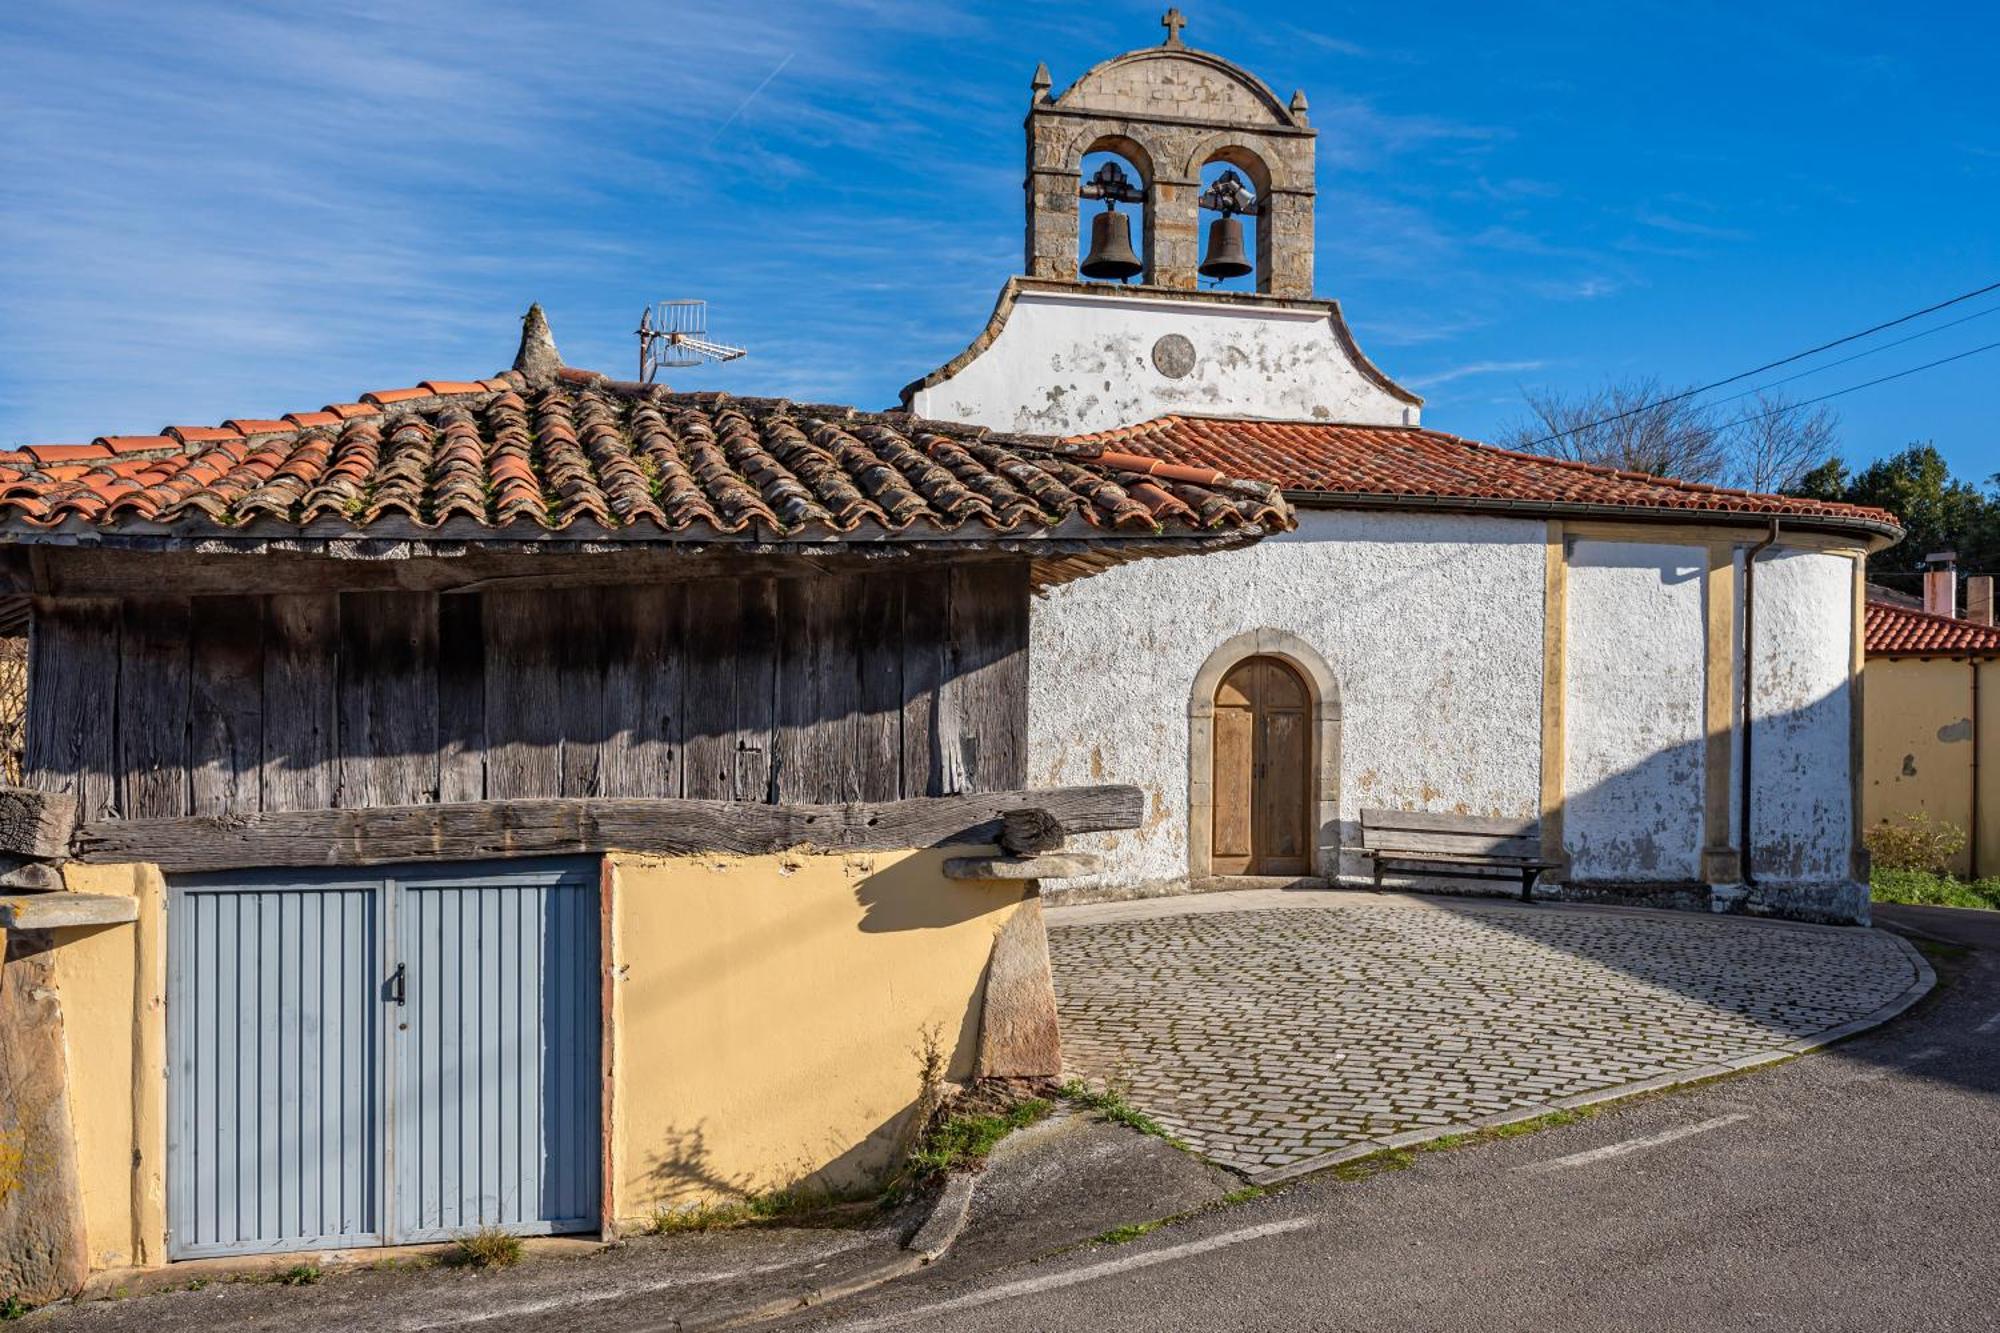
[1068, 416, 1902, 537]
[166, 425, 241, 444]
[96, 434, 178, 455]
[0, 378, 1290, 541]
[25, 444, 111, 463]
[1865, 601, 2000, 656]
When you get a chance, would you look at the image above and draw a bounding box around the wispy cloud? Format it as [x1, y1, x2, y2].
[1404, 358, 1551, 389]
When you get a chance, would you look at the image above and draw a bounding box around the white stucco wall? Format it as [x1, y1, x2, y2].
[1748, 549, 1856, 887]
[1027, 508, 1544, 889]
[1563, 540, 1708, 881]
[908, 286, 1417, 436]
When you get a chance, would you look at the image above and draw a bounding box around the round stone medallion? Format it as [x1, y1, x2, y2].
[1151, 333, 1197, 379]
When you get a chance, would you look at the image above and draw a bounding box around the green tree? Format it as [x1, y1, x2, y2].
[1786, 443, 2000, 577]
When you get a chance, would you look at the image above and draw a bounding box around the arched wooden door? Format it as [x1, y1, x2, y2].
[1211, 656, 1311, 876]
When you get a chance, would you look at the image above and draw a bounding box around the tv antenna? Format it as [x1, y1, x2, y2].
[637, 300, 748, 383]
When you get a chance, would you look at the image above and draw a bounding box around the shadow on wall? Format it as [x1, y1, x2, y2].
[1325, 677, 1858, 914]
[614, 849, 1006, 1213]
[640, 1106, 924, 1220]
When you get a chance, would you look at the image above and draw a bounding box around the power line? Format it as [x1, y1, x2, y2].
[1710, 301, 2000, 409]
[1524, 277, 2000, 447]
[1725, 336, 2000, 428]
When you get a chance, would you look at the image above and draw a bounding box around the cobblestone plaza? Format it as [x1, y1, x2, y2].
[1049, 890, 1923, 1178]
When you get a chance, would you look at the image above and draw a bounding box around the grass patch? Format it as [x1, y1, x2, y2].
[448, 1227, 523, 1270]
[650, 1200, 757, 1234]
[650, 1182, 881, 1234]
[1871, 867, 2000, 911]
[274, 1263, 322, 1287]
[906, 1098, 1052, 1178]
[1220, 1185, 1266, 1207]
[1, 1296, 32, 1320]
[1059, 1080, 1185, 1148]
[1092, 1220, 1163, 1246]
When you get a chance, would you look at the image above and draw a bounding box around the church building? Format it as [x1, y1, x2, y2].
[906, 12, 1902, 925]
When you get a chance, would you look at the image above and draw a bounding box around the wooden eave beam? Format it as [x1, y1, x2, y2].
[68, 786, 1147, 873]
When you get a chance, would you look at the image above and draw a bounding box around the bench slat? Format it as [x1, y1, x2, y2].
[1360, 830, 1542, 857]
[1359, 849, 1557, 868]
[1359, 808, 1537, 839]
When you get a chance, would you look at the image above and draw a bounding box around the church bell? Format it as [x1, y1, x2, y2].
[1198, 215, 1252, 280]
[1080, 204, 1143, 281]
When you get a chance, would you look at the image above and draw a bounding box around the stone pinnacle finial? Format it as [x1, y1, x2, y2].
[514, 303, 563, 384]
[1031, 61, 1052, 104]
[1161, 7, 1187, 46]
[1290, 89, 1310, 125]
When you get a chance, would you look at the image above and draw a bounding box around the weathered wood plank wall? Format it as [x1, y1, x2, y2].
[25, 563, 1029, 820]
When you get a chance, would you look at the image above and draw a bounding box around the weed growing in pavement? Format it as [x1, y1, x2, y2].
[906, 1098, 1053, 1178]
[1093, 1220, 1164, 1246]
[274, 1263, 322, 1286]
[1220, 1185, 1266, 1207]
[0, 1296, 31, 1320]
[1059, 1079, 1186, 1148]
[650, 1182, 880, 1233]
[448, 1227, 523, 1270]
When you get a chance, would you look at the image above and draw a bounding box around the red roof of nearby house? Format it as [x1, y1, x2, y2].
[1865, 600, 2000, 657]
[0, 372, 1289, 543]
[1067, 416, 1903, 538]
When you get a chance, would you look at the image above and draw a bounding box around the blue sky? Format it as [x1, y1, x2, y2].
[2, 0, 1995, 482]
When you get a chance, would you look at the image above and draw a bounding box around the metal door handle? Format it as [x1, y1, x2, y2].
[389, 962, 406, 1006]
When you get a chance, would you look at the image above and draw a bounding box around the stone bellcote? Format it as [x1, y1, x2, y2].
[1025, 10, 1317, 296]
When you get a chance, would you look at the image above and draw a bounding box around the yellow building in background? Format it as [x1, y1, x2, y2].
[1864, 599, 2000, 878]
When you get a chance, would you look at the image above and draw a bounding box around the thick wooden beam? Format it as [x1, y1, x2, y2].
[0, 787, 76, 860]
[68, 785, 1146, 872]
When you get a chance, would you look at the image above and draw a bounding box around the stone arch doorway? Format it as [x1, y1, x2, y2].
[1211, 656, 1310, 874]
[1188, 630, 1341, 883]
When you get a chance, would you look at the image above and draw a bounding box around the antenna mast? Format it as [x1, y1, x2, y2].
[638, 300, 748, 383]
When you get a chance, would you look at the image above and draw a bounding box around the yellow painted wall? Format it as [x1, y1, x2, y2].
[607, 847, 1025, 1226]
[36, 848, 1028, 1263]
[52, 862, 168, 1272]
[1864, 658, 2000, 877]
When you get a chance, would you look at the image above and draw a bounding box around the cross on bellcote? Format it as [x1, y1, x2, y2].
[1161, 8, 1187, 46]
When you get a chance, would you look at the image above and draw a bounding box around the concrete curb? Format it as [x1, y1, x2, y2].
[906, 1171, 979, 1261]
[1251, 925, 1938, 1187]
[671, 1173, 978, 1332]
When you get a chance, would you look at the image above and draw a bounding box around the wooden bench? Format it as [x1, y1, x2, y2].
[1352, 809, 1559, 903]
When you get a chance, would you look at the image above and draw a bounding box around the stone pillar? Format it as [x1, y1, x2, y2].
[1262, 189, 1315, 297]
[1150, 174, 1201, 290]
[0, 928, 87, 1306]
[1026, 164, 1082, 280]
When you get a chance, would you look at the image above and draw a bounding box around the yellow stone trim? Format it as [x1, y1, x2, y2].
[1701, 544, 1742, 884]
[1540, 521, 1568, 867]
[1562, 519, 1882, 555]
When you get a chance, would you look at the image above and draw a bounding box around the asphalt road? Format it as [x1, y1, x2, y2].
[779, 904, 2000, 1333]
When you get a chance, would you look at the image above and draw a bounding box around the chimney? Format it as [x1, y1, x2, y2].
[1923, 550, 1958, 618]
[1969, 575, 1995, 627]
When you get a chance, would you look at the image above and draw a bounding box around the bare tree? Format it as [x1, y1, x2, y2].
[1726, 392, 1839, 494]
[1498, 379, 1842, 493]
[1494, 378, 1733, 486]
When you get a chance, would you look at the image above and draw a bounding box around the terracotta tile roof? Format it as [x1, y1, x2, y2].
[1068, 416, 1903, 537]
[1865, 600, 2000, 657]
[0, 373, 1289, 542]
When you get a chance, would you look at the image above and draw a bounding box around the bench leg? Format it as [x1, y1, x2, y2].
[1372, 860, 1383, 893]
[1520, 868, 1536, 904]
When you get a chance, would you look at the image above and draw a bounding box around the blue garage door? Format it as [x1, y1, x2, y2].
[167, 859, 600, 1259]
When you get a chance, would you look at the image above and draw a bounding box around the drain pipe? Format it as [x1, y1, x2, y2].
[1740, 519, 1781, 887]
